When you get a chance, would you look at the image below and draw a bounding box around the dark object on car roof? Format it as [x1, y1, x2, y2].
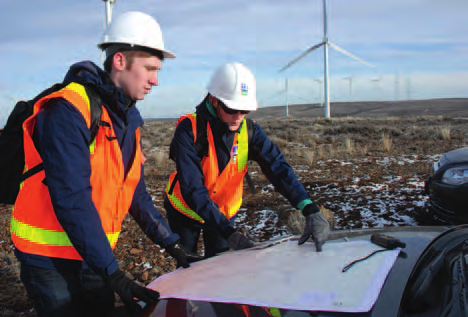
[371, 233, 406, 249]
[342, 234, 406, 273]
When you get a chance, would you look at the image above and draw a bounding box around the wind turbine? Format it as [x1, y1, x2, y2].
[343, 76, 353, 95]
[280, 0, 374, 118]
[370, 75, 382, 100]
[101, 0, 116, 65]
[103, 0, 116, 27]
[285, 78, 289, 117]
[406, 77, 412, 101]
[394, 72, 400, 101]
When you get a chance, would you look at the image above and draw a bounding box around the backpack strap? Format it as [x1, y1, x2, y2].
[31, 83, 68, 105]
[82, 84, 103, 145]
[20, 163, 45, 182]
[17, 84, 67, 184]
[22, 84, 103, 182]
[195, 111, 209, 158]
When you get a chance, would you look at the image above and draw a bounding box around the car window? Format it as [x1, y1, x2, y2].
[399, 227, 468, 316]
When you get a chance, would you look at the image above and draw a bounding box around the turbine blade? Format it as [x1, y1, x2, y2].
[329, 42, 374, 68]
[279, 42, 325, 72]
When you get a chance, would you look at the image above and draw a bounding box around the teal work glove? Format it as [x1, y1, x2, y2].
[298, 203, 330, 252]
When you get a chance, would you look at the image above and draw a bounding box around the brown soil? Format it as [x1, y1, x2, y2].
[1, 102, 467, 316]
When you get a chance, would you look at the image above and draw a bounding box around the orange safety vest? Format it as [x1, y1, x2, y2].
[166, 114, 249, 222]
[11, 82, 142, 261]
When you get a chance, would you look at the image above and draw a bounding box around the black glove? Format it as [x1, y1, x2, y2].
[107, 268, 160, 313]
[298, 203, 330, 252]
[165, 242, 205, 268]
[223, 227, 256, 250]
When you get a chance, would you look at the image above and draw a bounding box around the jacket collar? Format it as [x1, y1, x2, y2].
[196, 95, 243, 134]
[63, 61, 142, 127]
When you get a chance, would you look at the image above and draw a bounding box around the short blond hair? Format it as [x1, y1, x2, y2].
[104, 47, 164, 72]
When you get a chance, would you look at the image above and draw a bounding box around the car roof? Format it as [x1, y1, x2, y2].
[442, 147, 468, 164]
[139, 226, 456, 317]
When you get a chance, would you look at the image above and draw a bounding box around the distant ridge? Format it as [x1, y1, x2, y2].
[249, 98, 468, 119]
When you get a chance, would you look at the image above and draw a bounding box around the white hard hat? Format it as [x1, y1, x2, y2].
[207, 62, 257, 111]
[97, 11, 175, 59]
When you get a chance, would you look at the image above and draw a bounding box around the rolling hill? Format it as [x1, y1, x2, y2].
[249, 98, 468, 119]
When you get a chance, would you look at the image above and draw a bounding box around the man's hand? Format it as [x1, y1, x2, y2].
[107, 269, 160, 313]
[298, 203, 330, 251]
[226, 230, 256, 250]
[165, 242, 205, 268]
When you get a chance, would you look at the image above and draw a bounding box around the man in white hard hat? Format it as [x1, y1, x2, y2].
[12, 11, 202, 317]
[164, 62, 330, 258]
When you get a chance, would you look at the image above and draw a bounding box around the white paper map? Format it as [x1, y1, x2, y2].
[147, 240, 400, 313]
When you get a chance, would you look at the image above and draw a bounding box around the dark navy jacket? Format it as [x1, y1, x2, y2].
[15, 61, 179, 276]
[165, 96, 312, 232]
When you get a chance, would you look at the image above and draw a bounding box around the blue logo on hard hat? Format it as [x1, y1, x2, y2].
[241, 83, 248, 96]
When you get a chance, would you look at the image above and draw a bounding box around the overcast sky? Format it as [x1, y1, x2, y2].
[1, 0, 467, 123]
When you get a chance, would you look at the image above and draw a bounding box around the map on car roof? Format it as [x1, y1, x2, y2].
[148, 240, 400, 313]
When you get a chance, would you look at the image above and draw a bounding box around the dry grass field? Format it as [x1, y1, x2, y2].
[1, 99, 468, 316]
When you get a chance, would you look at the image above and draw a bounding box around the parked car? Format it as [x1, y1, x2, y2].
[425, 147, 468, 223]
[133, 225, 468, 317]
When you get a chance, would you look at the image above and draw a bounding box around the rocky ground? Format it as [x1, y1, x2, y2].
[1, 113, 466, 316]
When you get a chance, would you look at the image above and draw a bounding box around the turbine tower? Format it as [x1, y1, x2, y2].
[101, 0, 116, 65]
[343, 76, 352, 95]
[280, 0, 374, 118]
[370, 75, 382, 100]
[103, 0, 116, 27]
[285, 78, 289, 117]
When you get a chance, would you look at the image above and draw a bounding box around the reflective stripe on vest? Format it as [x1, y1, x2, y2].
[166, 114, 248, 222]
[11, 82, 142, 260]
[166, 176, 205, 223]
[11, 218, 119, 247]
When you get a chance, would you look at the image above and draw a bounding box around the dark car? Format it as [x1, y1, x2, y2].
[425, 147, 468, 223]
[134, 225, 468, 317]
